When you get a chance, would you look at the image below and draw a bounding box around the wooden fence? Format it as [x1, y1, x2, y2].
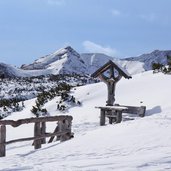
[0, 115, 73, 157]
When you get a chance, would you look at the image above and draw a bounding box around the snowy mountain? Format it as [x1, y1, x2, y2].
[0, 63, 51, 78]
[0, 47, 171, 78]
[0, 63, 19, 78]
[21, 46, 87, 75]
[1, 71, 171, 170]
[81, 53, 145, 75]
[82, 49, 171, 75]
[125, 50, 171, 71]
[22, 47, 171, 76]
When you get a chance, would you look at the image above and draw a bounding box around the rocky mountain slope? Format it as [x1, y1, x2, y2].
[0, 63, 20, 78]
[81, 53, 145, 75]
[21, 46, 87, 75]
[0, 46, 171, 78]
[125, 50, 171, 70]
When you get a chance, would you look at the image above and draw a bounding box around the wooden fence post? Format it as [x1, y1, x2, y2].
[139, 106, 146, 117]
[67, 119, 72, 136]
[109, 110, 114, 124]
[100, 109, 105, 126]
[115, 111, 122, 123]
[34, 122, 41, 149]
[41, 122, 46, 144]
[58, 120, 64, 142]
[58, 120, 67, 142]
[63, 119, 71, 140]
[0, 125, 6, 157]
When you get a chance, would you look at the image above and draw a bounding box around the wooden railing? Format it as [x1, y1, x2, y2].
[0, 115, 73, 157]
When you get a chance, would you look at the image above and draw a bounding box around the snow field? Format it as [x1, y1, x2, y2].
[0, 71, 171, 170]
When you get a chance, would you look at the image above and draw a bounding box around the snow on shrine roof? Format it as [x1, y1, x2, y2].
[91, 60, 132, 79]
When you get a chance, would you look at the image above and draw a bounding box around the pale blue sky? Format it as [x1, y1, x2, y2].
[0, 0, 171, 66]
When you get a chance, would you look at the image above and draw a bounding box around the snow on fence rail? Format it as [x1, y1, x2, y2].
[0, 115, 73, 157]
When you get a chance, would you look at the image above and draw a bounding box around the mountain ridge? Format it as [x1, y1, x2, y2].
[125, 49, 171, 70]
[0, 46, 171, 78]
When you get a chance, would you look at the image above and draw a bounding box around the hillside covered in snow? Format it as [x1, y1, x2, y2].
[125, 50, 171, 71]
[0, 71, 171, 170]
[0, 46, 171, 78]
[21, 46, 87, 75]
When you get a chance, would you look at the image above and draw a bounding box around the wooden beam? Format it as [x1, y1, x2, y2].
[48, 125, 59, 143]
[0, 125, 6, 157]
[4, 131, 69, 145]
[115, 111, 122, 123]
[91, 61, 111, 78]
[116, 105, 146, 117]
[0, 115, 73, 127]
[91, 60, 132, 79]
[41, 122, 46, 144]
[96, 106, 128, 111]
[110, 61, 132, 79]
[34, 122, 41, 149]
[96, 105, 146, 116]
[100, 109, 105, 126]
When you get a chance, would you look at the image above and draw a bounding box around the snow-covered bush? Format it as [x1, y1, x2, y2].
[56, 94, 81, 112]
[31, 83, 73, 117]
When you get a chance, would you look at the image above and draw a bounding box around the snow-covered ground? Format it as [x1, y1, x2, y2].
[1, 71, 171, 171]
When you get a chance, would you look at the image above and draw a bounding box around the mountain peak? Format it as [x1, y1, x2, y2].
[152, 49, 160, 53]
[64, 46, 74, 51]
[52, 46, 80, 58]
[20, 46, 87, 75]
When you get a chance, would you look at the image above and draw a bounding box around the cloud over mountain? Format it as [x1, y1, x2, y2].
[83, 41, 118, 57]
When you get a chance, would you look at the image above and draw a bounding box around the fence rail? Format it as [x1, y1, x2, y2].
[0, 115, 73, 157]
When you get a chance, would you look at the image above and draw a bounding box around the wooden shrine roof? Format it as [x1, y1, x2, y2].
[91, 60, 132, 79]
